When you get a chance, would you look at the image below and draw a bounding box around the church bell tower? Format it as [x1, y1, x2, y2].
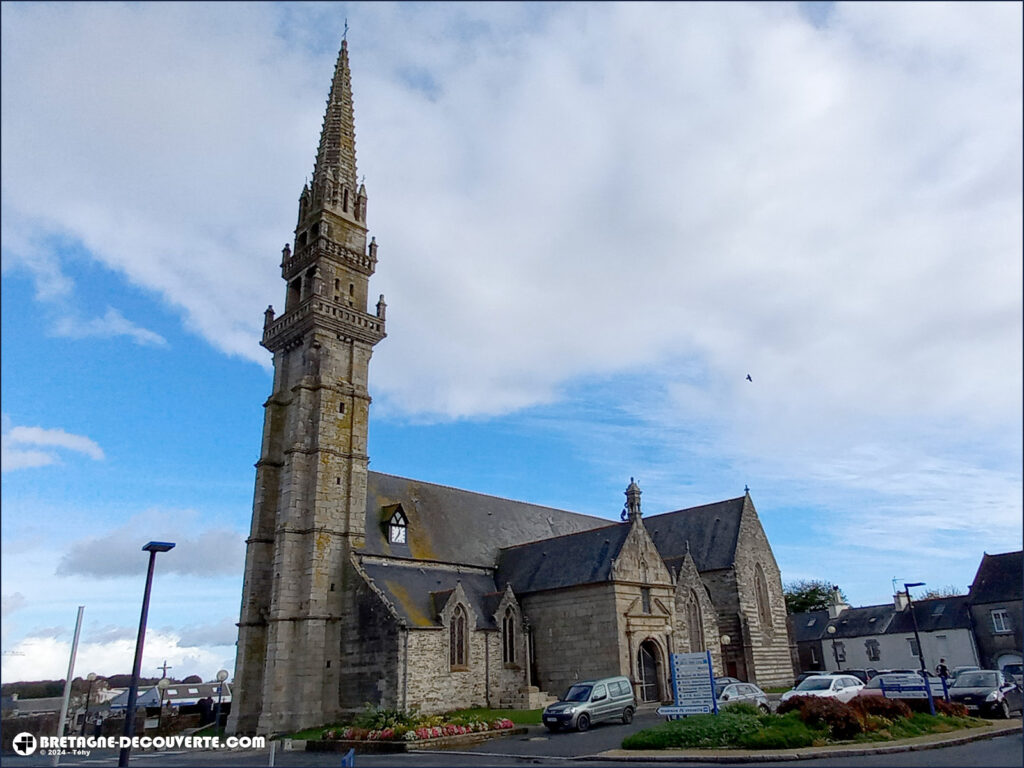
[229, 39, 386, 735]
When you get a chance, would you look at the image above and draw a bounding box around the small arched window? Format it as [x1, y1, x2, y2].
[450, 605, 468, 669]
[754, 563, 772, 629]
[502, 607, 516, 664]
[686, 589, 704, 652]
[388, 509, 407, 544]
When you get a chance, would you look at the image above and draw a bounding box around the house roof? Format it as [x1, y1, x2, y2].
[495, 522, 631, 594]
[889, 595, 973, 634]
[1, 696, 64, 715]
[788, 609, 832, 643]
[646, 497, 746, 572]
[792, 594, 974, 642]
[360, 560, 503, 628]
[108, 682, 231, 709]
[969, 550, 1022, 604]
[362, 472, 611, 567]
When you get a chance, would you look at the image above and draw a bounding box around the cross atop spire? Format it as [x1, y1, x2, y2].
[312, 38, 359, 195]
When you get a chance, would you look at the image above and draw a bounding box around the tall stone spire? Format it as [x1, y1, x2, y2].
[313, 39, 358, 192]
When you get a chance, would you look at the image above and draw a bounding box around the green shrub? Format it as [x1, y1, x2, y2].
[736, 712, 822, 749]
[352, 703, 413, 730]
[622, 711, 762, 750]
[848, 696, 911, 721]
[776, 695, 862, 740]
[721, 701, 762, 717]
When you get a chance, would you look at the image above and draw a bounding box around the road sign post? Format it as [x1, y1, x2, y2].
[657, 651, 717, 718]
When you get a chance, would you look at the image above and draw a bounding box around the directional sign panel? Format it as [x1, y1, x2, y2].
[669, 651, 716, 714]
[658, 704, 711, 717]
[880, 674, 929, 699]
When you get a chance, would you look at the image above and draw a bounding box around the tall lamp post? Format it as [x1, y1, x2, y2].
[827, 625, 842, 671]
[213, 669, 229, 734]
[903, 581, 935, 715]
[719, 634, 731, 680]
[80, 673, 97, 736]
[118, 541, 175, 768]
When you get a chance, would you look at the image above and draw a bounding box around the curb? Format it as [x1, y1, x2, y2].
[284, 726, 529, 754]
[588, 721, 1021, 762]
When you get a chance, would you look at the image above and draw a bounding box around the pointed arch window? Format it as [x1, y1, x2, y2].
[502, 607, 516, 664]
[687, 589, 705, 652]
[450, 605, 468, 669]
[388, 509, 407, 544]
[754, 563, 772, 629]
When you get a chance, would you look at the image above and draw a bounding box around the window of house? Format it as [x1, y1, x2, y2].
[388, 510, 407, 544]
[810, 646, 818, 663]
[641, 587, 651, 614]
[502, 607, 516, 665]
[865, 639, 880, 662]
[835, 642, 846, 662]
[188, 688, 199, 694]
[992, 609, 1011, 633]
[908, 637, 920, 657]
[687, 590, 704, 652]
[754, 563, 772, 629]
[450, 605, 467, 669]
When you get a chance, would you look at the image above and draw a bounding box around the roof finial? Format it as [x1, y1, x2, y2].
[744, 484, 750, 494]
[624, 477, 642, 522]
[343, 17, 349, 42]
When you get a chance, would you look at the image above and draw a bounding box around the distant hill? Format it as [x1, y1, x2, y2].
[2, 676, 171, 699]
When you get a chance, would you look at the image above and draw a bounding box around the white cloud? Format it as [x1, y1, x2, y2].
[56, 510, 244, 578]
[0, 628, 235, 683]
[2, 592, 26, 619]
[1, 421, 105, 471]
[51, 307, 167, 347]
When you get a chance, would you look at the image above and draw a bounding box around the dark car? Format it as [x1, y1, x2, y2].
[948, 670, 1023, 718]
[843, 668, 879, 684]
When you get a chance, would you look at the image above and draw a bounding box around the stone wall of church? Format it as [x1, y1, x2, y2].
[521, 584, 622, 699]
[401, 627, 526, 714]
[338, 566, 401, 715]
[730, 505, 796, 687]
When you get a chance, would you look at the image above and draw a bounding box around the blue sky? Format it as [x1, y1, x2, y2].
[2, 2, 1021, 683]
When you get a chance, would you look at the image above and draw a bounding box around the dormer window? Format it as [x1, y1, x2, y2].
[388, 509, 407, 544]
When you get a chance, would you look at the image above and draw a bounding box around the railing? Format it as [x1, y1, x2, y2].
[263, 297, 384, 344]
[282, 237, 376, 276]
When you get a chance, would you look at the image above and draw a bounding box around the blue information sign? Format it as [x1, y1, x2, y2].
[657, 651, 717, 718]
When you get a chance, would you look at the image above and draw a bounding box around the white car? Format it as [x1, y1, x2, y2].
[779, 674, 865, 704]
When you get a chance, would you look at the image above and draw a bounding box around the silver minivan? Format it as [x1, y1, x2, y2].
[542, 676, 636, 732]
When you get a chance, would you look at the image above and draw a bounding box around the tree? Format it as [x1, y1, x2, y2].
[182, 675, 203, 684]
[919, 585, 964, 599]
[783, 579, 847, 614]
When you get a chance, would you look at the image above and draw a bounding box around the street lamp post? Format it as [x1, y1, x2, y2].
[214, 669, 229, 734]
[719, 634, 731, 679]
[827, 625, 842, 671]
[118, 541, 175, 768]
[156, 678, 170, 732]
[80, 673, 97, 736]
[903, 582, 935, 715]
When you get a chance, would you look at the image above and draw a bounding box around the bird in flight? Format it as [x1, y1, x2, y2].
[746, 374, 753, 382]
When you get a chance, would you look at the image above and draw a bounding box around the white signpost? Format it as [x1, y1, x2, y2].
[657, 650, 718, 718]
[880, 673, 929, 699]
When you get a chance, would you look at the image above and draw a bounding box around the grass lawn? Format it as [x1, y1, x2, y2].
[444, 708, 542, 725]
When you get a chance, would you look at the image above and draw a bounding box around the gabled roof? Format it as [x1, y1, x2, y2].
[360, 560, 502, 628]
[495, 522, 630, 594]
[826, 604, 898, 638]
[889, 595, 972, 634]
[362, 472, 611, 567]
[788, 609, 831, 643]
[646, 497, 746, 572]
[969, 550, 1022, 604]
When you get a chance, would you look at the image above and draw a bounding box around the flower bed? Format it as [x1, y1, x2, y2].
[324, 718, 515, 743]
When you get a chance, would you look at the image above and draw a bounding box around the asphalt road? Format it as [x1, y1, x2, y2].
[4, 713, 1021, 767]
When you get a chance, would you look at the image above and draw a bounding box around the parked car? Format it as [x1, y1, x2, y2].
[947, 670, 1023, 719]
[542, 676, 636, 732]
[950, 665, 980, 681]
[718, 682, 771, 713]
[854, 672, 945, 700]
[1002, 663, 1023, 687]
[794, 671, 826, 686]
[779, 674, 865, 704]
[715, 676, 743, 688]
[842, 669, 879, 684]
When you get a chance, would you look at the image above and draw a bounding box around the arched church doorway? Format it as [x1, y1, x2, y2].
[637, 640, 663, 702]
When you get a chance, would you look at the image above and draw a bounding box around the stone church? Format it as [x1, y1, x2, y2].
[228, 41, 794, 736]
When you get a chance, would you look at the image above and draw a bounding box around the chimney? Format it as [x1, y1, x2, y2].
[894, 591, 910, 611]
[827, 584, 849, 619]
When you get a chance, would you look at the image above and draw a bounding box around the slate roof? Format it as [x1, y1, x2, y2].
[360, 560, 504, 628]
[789, 609, 831, 643]
[362, 472, 611, 567]
[1, 696, 64, 715]
[888, 595, 973, 634]
[968, 550, 1023, 604]
[646, 497, 746, 572]
[827, 603, 899, 638]
[496, 522, 630, 594]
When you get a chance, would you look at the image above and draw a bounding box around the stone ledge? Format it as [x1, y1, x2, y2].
[283, 726, 528, 754]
